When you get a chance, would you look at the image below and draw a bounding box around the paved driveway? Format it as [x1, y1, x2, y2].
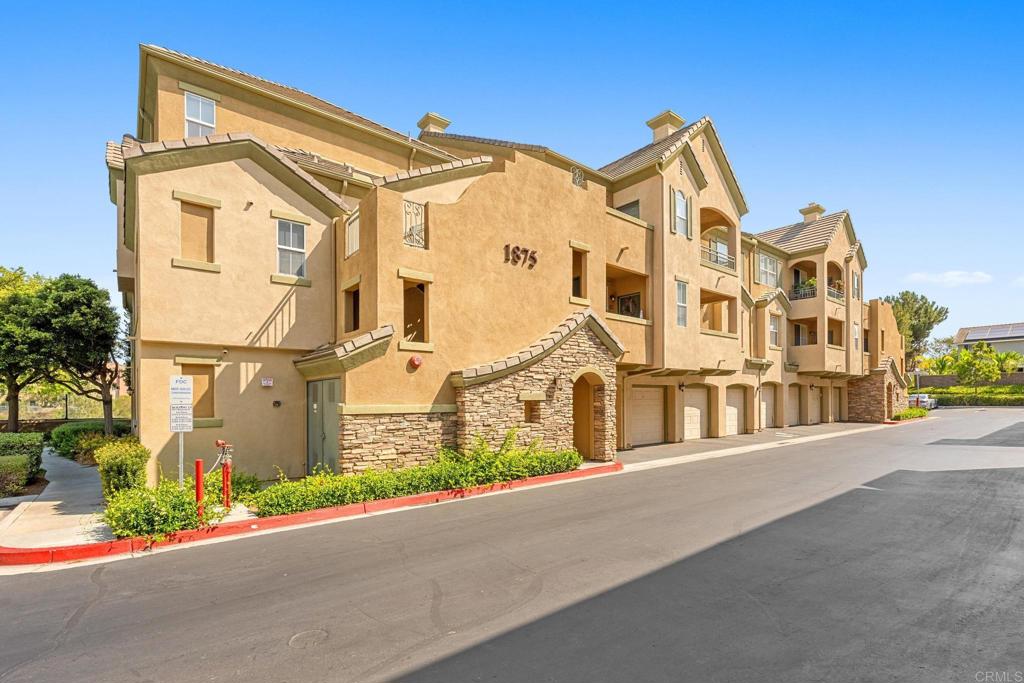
[2, 408, 1023, 682]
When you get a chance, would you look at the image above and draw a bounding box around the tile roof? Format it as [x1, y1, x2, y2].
[598, 118, 704, 178]
[296, 325, 394, 364]
[143, 45, 459, 163]
[112, 132, 352, 212]
[753, 210, 849, 254]
[452, 309, 624, 387]
[372, 155, 493, 187]
[274, 145, 380, 184]
[420, 131, 549, 154]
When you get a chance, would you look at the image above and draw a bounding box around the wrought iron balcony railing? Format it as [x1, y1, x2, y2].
[700, 246, 736, 270]
[790, 285, 816, 300]
[826, 286, 845, 302]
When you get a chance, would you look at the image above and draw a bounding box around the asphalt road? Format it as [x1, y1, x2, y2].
[2, 408, 1024, 683]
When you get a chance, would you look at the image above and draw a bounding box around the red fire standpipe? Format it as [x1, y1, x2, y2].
[222, 459, 232, 510]
[195, 459, 204, 517]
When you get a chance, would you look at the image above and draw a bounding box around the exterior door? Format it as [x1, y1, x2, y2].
[761, 385, 776, 429]
[725, 387, 745, 436]
[683, 386, 709, 440]
[307, 379, 340, 473]
[786, 385, 801, 426]
[808, 387, 822, 425]
[630, 387, 665, 446]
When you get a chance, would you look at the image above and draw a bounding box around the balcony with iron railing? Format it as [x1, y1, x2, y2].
[790, 285, 816, 301]
[826, 285, 845, 302]
[700, 245, 736, 271]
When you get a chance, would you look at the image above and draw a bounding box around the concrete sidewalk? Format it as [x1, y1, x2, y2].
[617, 422, 874, 466]
[0, 449, 113, 548]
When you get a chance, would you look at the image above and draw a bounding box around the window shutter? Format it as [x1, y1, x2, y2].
[686, 196, 693, 239]
[753, 252, 761, 284]
[669, 187, 676, 234]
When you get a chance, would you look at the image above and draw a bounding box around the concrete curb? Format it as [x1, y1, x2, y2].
[0, 462, 622, 566]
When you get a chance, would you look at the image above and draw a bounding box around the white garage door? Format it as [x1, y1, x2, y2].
[786, 385, 801, 426]
[760, 385, 776, 429]
[725, 387, 745, 436]
[807, 387, 821, 425]
[630, 387, 665, 446]
[683, 386, 709, 440]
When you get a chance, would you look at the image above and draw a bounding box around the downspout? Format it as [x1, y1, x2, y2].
[330, 216, 340, 344]
[408, 148, 417, 171]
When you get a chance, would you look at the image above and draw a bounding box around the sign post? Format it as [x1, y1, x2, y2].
[169, 375, 194, 486]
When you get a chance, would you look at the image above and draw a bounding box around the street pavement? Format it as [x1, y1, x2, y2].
[2, 408, 1023, 682]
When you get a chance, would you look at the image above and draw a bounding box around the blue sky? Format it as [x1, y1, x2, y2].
[1, 1, 1021, 338]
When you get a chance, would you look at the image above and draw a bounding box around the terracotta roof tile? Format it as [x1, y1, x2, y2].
[754, 211, 849, 254]
[598, 118, 705, 178]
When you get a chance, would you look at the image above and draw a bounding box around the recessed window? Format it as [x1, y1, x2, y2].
[277, 220, 306, 277]
[572, 248, 588, 298]
[403, 280, 428, 342]
[759, 254, 780, 287]
[676, 280, 688, 326]
[181, 364, 214, 418]
[673, 190, 688, 235]
[770, 315, 780, 347]
[616, 200, 640, 218]
[185, 92, 216, 137]
[524, 400, 541, 424]
[345, 213, 359, 258]
[344, 286, 360, 333]
[180, 201, 214, 263]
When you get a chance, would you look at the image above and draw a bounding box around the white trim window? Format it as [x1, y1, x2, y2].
[674, 190, 688, 236]
[853, 322, 861, 350]
[676, 280, 688, 326]
[185, 92, 216, 137]
[769, 314, 780, 347]
[345, 212, 360, 258]
[758, 253, 780, 287]
[277, 219, 306, 277]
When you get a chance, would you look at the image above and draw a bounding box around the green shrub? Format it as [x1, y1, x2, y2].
[103, 479, 226, 539]
[935, 394, 1024, 406]
[94, 439, 150, 500]
[250, 431, 584, 518]
[892, 407, 928, 420]
[74, 433, 118, 466]
[0, 455, 31, 497]
[0, 433, 43, 479]
[926, 384, 1024, 395]
[49, 420, 131, 458]
[201, 468, 263, 507]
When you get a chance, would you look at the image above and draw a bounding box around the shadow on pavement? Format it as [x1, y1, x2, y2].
[930, 422, 1024, 447]
[395, 467, 1024, 683]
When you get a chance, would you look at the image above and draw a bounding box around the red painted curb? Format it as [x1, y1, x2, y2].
[0, 462, 622, 566]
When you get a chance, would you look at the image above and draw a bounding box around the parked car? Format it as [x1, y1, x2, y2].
[909, 394, 938, 409]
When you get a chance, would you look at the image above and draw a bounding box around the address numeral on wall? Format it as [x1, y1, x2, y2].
[504, 244, 538, 269]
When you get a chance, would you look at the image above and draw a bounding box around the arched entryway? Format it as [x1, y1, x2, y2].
[572, 367, 608, 460]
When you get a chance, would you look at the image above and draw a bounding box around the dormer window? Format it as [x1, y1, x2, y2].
[185, 92, 216, 137]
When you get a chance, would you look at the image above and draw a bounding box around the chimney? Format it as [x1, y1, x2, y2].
[799, 202, 826, 223]
[646, 110, 685, 142]
[417, 112, 451, 136]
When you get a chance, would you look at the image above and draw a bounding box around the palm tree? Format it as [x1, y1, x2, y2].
[994, 351, 1024, 374]
[921, 354, 955, 375]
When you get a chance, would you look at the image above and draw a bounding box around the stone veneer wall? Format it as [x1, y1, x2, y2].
[847, 361, 908, 422]
[455, 326, 618, 460]
[339, 411, 457, 474]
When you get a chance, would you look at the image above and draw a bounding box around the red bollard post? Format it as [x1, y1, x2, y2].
[195, 459, 204, 518]
[222, 459, 232, 510]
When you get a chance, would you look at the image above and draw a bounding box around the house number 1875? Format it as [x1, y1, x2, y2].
[504, 244, 538, 269]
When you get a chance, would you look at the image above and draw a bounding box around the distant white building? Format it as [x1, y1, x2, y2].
[954, 323, 1024, 370]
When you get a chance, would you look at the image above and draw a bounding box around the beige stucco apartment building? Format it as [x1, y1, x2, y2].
[106, 45, 907, 480]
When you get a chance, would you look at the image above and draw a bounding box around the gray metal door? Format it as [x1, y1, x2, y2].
[307, 379, 340, 473]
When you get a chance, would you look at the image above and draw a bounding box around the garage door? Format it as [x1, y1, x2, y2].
[725, 387, 745, 436]
[760, 385, 776, 429]
[786, 385, 801, 426]
[630, 387, 665, 446]
[683, 386, 709, 440]
[807, 387, 821, 425]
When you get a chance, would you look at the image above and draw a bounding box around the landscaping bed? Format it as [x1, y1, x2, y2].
[890, 407, 928, 421]
[0, 433, 45, 497]
[924, 385, 1024, 406]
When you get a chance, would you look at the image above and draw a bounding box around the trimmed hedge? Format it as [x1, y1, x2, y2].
[0, 455, 31, 497]
[251, 432, 583, 518]
[926, 384, 1024, 395]
[50, 420, 131, 459]
[104, 479, 226, 540]
[94, 439, 150, 500]
[0, 432, 43, 479]
[892, 407, 928, 421]
[936, 394, 1024, 407]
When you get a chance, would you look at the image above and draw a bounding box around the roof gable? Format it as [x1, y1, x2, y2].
[754, 210, 852, 255]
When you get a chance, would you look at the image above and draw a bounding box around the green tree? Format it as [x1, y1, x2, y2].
[953, 342, 1001, 399]
[37, 275, 123, 436]
[0, 268, 50, 432]
[883, 291, 949, 371]
[921, 354, 955, 375]
[994, 350, 1024, 374]
[928, 335, 957, 358]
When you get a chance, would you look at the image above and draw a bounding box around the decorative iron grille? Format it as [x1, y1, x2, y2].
[403, 201, 426, 248]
